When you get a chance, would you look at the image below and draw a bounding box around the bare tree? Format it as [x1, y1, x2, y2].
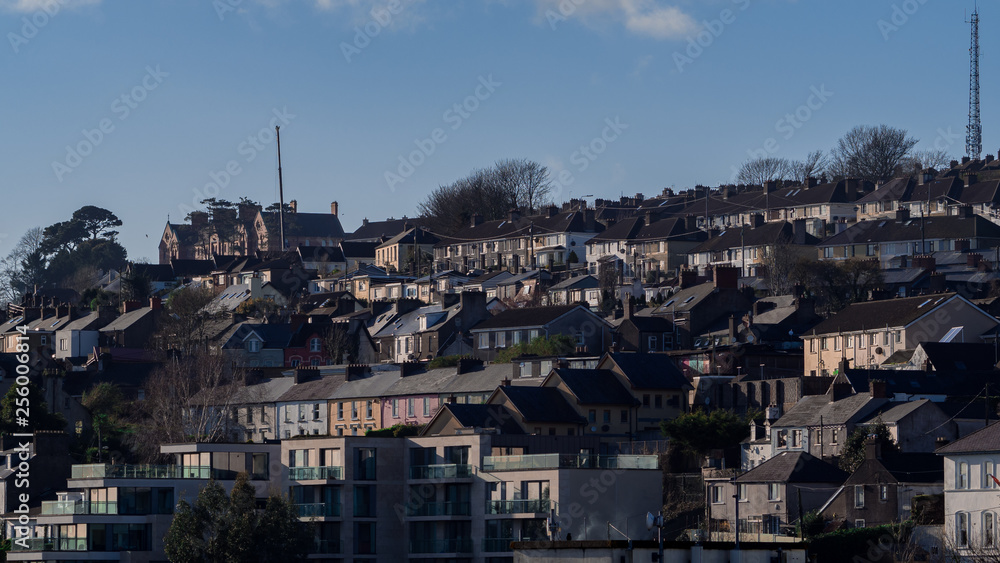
[897, 149, 952, 175]
[736, 157, 793, 186]
[0, 227, 46, 305]
[829, 124, 918, 184]
[760, 235, 796, 296]
[789, 150, 828, 183]
[130, 352, 252, 462]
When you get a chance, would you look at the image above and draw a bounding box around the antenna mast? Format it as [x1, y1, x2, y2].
[276, 126, 286, 252]
[967, 6, 982, 160]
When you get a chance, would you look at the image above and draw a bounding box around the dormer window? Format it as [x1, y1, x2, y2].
[246, 339, 261, 353]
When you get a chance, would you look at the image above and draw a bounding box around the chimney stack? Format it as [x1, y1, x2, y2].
[330, 201, 339, 216]
[289, 200, 298, 214]
[714, 265, 739, 289]
[679, 268, 697, 289]
[894, 207, 910, 222]
[965, 174, 978, 188]
[470, 213, 483, 228]
[806, 177, 819, 188]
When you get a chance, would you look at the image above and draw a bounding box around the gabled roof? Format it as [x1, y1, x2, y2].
[587, 216, 644, 242]
[736, 451, 848, 484]
[437, 209, 601, 247]
[99, 308, 156, 332]
[260, 211, 345, 239]
[347, 218, 417, 241]
[549, 275, 600, 291]
[774, 393, 886, 427]
[276, 373, 349, 403]
[471, 305, 586, 331]
[651, 282, 722, 314]
[690, 221, 819, 254]
[170, 259, 216, 277]
[937, 421, 1000, 455]
[820, 215, 1000, 247]
[328, 365, 401, 399]
[441, 364, 524, 394]
[383, 367, 460, 397]
[875, 453, 943, 484]
[496, 385, 586, 424]
[549, 368, 638, 406]
[221, 322, 292, 349]
[297, 245, 346, 263]
[602, 352, 690, 390]
[339, 241, 378, 259]
[807, 293, 966, 334]
[377, 228, 440, 248]
[859, 399, 934, 424]
[619, 315, 674, 333]
[917, 342, 998, 371]
[438, 403, 524, 434]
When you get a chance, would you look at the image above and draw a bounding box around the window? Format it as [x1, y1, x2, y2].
[809, 339, 815, 353]
[987, 461, 997, 488]
[986, 512, 995, 547]
[588, 410, 596, 423]
[603, 410, 611, 424]
[620, 410, 629, 423]
[392, 399, 399, 418]
[957, 512, 970, 547]
[831, 428, 839, 444]
[834, 337, 840, 351]
[792, 430, 802, 448]
[654, 395, 662, 408]
[767, 483, 780, 501]
[855, 519, 866, 529]
[529, 329, 540, 340]
[959, 461, 970, 489]
[846, 335, 853, 348]
[648, 336, 657, 350]
[777, 430, 788, 448]
[855, 485, 865, 508]
[407, 398, 414, 417]
[478, 333, 489, 349]
[814, 429, 822, 446]
[711, 485, 724, 504]
[355, 448, 376, 480]
[496, 332, 506, 348]
[298, 404, 306, 420]
[246, 339, 261, 353]
[312, 403, 320, 420]
[309, 338, 322, 352]
[737, 484, 748, 501]
[820, 337, 828, 350]
[512, 331, 522, 345]
[879, 484, 888, 501]
[246, 407, 254, 424]
[351, 402, 359, 420]
[860, 335, 866, 349]
[337, 402, 344, 420]
[643, 394, 650, 407]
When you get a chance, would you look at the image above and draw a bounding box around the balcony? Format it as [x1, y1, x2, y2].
[482, 537, 516, 552]
[486, 498, 551, 514]
[409, 538, 474, 554]
[71, 464, 213, 480]
[309, 539, 342, 554]
[405, 501, 471, 517]
[41, 500, 118, 515]
[288, 466, 344, 481]
[294, 503, 342, 518]
[481, 454, 658, 472]
[408, 464, 473, 480]
[11, 538, 86, 552]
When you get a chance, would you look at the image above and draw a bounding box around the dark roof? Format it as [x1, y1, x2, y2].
[820, 215, 1000, 247]
[442, 404, 524, 434]
[588, 217, 644, 242]
[499, 386, 586, 424]
[339, 240, 378, 258]
[378, 228, 440, 248]
[62, 361, 162, 396]
[549, 275, 599, 291]
[297, 245, 346, 263]
[856, 177, 912, 204]
[130, 263, 176, 282]
[550, 369, 639, 405]
[737, 451, 848, 484]
[347, 218, 418, 241]
[221, 322, 293, 349]
[842, 368, 996, 398]
[276, 373, 349, 402]
[918, 342, 998, 371]
[808, 293, 962, 334]
[774, 393, 885, 427]
[604, 352, 690, 390]
[472, 305, 582, 331]
[620, 315, 674, 333]
[690, 221, 819, 254]
[937, 421, 1000, 455]
[261, 211, 345, 239]
[170, 259, 215, 277]
[437, 209, 601, 247]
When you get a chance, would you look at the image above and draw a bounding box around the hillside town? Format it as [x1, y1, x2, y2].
[2, 152, 1000, 562]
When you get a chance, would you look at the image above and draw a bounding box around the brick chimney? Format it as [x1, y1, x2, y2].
[965, 174, 978, 187]
[749, 213, 765, 228]
[956, 239, 972, 253]
[765, 180, 778, 193]
[958, 205, 974, 218]
[829, 382, 854, 402]
[686, 214, 699, 232]
[149, 297, 162, 310]
[122, 300, 141, 313]
[679, 268, 697, 289]
[508, 209, 521, 222]
[894, 207, 910, 221]
[967, 253, 983, 268]
[330, 201, 339, 216]
[456, 357, 483, 375]
[289, 200, 298, 213]
[806, 177, 819, 188]
[870, 380, 888, 399]
[346, 364, 368, 380]
[962, 156, 972, 164]
[546, 205, 559, 218]
[470, 213, 483, 228]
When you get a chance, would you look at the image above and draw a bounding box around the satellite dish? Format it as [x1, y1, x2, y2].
[590, 426, 597, 432]
[646, 512, 656, 531]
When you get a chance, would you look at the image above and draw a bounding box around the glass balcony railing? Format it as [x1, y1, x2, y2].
[408, 464, 473, 479]
[289, 466, 344, 481]
[482, 538, 517, 552]
[41, 500, 118, 515]
[405, 501, 471, 517]
[481, 454, 658, 471]
[294, 503, 342, 518]
[409, 538, 474, 554]
[486, 498, 551, 514]
[71, 464, 213, 480]
[11, 538, 87, 551]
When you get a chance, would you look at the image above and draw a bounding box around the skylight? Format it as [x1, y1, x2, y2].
[917, 299, 932, 308]
[664, 299, 675, 307]
[683, 296, 695, 303]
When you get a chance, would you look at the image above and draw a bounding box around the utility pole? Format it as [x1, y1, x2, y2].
[276, 126, 286, 252]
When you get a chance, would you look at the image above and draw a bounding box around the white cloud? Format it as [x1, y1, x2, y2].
[532, 0, 698, 40]
[256, 0, 428, 31]
[0, 0, 99, 14]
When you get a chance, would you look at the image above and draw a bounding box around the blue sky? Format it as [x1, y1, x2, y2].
[1, 0, 993, 261]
